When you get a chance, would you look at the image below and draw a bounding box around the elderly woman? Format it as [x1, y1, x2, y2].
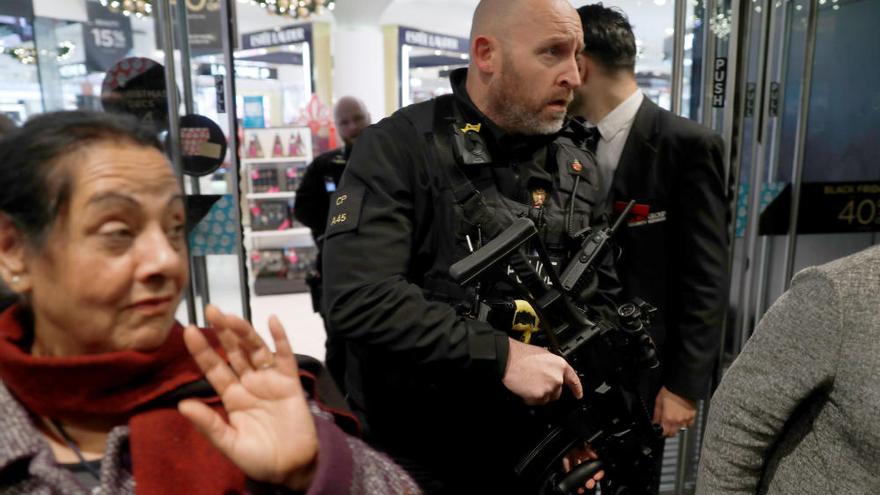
[0, 111, 420, 494]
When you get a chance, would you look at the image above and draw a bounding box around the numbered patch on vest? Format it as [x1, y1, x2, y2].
[325, 184, 365, 237]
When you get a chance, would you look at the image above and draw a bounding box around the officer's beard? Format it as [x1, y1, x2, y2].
[487, 53, 568, 136]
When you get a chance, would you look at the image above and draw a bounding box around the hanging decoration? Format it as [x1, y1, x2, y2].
[242, 0, 336, 20]
[295, 93, 334, 153]
[99, 0, 334, 20]
[1, 41, 76, 65]
[708, 9, 733, 40]
[99, 0, 153, 18]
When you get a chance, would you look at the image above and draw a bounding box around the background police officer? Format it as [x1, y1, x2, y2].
[294, 96, 371, 389]
[322, 1, 618, 493]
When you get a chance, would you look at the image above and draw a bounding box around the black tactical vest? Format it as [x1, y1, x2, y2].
[406, 94, 606, 311]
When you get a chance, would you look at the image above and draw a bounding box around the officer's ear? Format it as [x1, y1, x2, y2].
[471, 35, 498, 75]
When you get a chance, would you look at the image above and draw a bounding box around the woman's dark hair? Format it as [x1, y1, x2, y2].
[0, 111, 162, 245]
[577, 4, 638, 73]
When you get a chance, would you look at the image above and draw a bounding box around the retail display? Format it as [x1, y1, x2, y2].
[249, 199, 291, 231]
[242, 127, 314, 295]
[251, 246, 317, 295]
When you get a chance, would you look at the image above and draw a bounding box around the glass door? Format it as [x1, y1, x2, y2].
[727, 0, 880, 364]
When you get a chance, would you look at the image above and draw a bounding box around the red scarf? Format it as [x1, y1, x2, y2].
[0, 305, 248, 494]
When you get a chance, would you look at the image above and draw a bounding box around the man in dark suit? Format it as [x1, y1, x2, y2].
[569, 2, 732, 475]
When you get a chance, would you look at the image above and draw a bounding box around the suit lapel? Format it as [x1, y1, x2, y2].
[611, 98, 661, 203]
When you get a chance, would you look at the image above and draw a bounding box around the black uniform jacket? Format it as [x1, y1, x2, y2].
[321, 69, 619, 482]
[611, 98, 733, 402]
[294, 146, 349, 241]
[323, 69, 619, 488]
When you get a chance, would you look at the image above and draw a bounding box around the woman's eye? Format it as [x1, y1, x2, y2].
[167, 224, 187, 245]
[99, 224, 133, 239]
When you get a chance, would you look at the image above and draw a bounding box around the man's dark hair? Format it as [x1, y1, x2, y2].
[577, 3, 637, 73]
[0, 111, 162, 246]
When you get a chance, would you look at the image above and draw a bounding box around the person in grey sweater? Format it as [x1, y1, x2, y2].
[696, 244, 880, 494]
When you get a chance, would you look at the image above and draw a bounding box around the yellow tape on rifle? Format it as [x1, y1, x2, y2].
[511, 299, 540, 344]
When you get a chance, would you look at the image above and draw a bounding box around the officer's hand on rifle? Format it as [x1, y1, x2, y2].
[502, 338, 583, 405]
[562, 443, 605, 493]
[653, 386, 697, 437]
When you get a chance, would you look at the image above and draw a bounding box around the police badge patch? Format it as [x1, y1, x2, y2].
[324, 183, 366, 237]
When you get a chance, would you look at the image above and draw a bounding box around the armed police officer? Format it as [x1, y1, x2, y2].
[294, 96, 371, 389]
[294, 96, 371, 241]
[322, 1, 620, 493]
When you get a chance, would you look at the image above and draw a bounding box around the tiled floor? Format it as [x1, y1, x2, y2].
[176, 255, 327, 361]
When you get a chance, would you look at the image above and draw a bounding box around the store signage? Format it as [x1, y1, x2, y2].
[214, 75, 225, 113]
[759, 181, 880, 235]
[399, 27, 468, 53]
[101, 57, 171, 130]
[242, 24, 312, 50]
[199, 63, 278, 80]
[59, 63, 88, 78]
[0, 0, 33, 18]
[85, 1, 134, 73]
[769, 81, 781, 117]
[181, 0, 223, 55]
[712, 57, 727, 108]
[180, 114, 227, 177]
[153, 0, 223, 55]
[242, 95, 265, 129]
[745, 83, 757, 117]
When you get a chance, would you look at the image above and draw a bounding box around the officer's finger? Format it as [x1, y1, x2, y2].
[563, 364, 583, 399]
[652, 399, 663, 425]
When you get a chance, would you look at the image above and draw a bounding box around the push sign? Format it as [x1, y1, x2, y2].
[712, 57, 728, 108]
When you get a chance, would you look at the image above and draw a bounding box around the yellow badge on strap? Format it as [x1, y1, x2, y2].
[510, 299, 540, 344]
[460, 123, 482, 134]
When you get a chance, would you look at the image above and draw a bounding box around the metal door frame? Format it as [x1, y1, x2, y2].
[154, 0, 252, 324]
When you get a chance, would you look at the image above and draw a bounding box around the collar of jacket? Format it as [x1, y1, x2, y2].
[448, 68, 561, 162]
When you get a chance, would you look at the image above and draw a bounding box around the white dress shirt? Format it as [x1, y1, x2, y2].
[588, 89, 644, 202]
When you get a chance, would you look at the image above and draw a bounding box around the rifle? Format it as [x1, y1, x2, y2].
[449, 200, 663, 495]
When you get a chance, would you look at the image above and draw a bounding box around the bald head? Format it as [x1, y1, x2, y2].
[470, 0, 579, 44]
[470, 0, 518, 42]
[334, 96, 370, 146]
[466, 0, 583, 134]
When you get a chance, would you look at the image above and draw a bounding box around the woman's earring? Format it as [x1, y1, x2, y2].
[10, 275, 20, 284]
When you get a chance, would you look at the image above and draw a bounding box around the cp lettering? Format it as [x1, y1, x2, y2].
[336, 194, 348, 206]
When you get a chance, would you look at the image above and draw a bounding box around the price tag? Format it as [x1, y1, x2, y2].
[85, 2, 133, 73]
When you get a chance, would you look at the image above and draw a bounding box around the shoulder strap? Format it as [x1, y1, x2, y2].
[423, 95, 511, 239]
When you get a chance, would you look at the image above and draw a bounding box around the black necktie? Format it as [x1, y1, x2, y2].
[584, 126, 601, 155]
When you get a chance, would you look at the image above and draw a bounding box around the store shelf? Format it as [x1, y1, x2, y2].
[247, 191, 296, 199]
[242, 156, 309, 164]
[253, 277, 309, 296]
[247, 227, 311, 238]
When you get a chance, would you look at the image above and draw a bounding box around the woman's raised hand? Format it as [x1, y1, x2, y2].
[179, 305, 318, 491]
